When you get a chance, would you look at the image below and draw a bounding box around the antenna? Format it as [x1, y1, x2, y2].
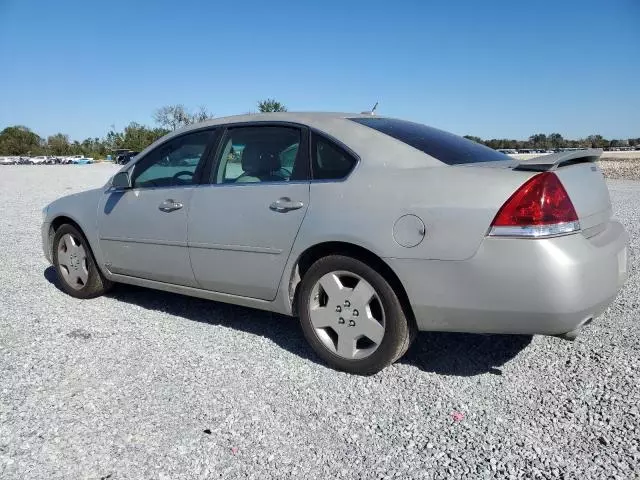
[360, 101, 378, 115]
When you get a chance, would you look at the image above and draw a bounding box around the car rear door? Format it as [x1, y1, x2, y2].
[97, 129, 217, 286]
[187, 124, 310, 300]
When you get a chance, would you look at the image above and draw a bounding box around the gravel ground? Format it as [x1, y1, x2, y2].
[599, 157, 640, 181]
[1, 165, 639, 479]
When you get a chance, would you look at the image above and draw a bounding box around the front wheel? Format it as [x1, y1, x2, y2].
[298, 255, 413, 375]
[52, 224, 112, 299]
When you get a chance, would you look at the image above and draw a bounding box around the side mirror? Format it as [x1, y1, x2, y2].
[111, 171, 131, 189]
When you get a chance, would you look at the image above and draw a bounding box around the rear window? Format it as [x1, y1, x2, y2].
[349, 117, 510, 165]
[311, 133, 357, 180]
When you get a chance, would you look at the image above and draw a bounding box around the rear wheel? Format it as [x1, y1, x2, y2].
[52, 224, 112, 299]
[298, 255, 413, 375]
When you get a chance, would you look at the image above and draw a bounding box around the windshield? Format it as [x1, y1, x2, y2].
[349, 117, 510, 165]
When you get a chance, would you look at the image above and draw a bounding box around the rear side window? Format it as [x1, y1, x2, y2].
[349, 117, 510, 165]
[312, 134, 357, 180]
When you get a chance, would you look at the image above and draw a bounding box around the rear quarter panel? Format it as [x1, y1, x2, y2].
[292, 164, 536, 262]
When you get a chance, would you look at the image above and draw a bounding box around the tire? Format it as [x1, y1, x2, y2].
[298, 255, 413, 375]
[52, 224, 112, 299]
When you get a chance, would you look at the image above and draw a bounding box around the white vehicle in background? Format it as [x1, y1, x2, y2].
[0, 156, 19, 165]
[30, 156, 51, 165]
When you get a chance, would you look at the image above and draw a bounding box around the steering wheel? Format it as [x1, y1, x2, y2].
[172, 170, 194, 183]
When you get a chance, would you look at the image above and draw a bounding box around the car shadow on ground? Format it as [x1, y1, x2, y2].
[44, 267, 532, 376]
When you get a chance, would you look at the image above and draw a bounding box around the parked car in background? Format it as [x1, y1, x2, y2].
[72, 157, 94, 164]
[30, 156, 50, 165]
[0, 156, 19, 165]
[62, 155, 94, 164]
[41, 112, 629, 374]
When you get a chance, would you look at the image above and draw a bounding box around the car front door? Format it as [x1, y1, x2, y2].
[188, 125, 310, 300]
[98, 129, 216, 286]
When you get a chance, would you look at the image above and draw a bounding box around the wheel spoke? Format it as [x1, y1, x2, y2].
[63, 234, 73, 251]
[77, 262, 89, 285]
[358, 315, 385, 344]
[318, 273, 344, 303]
[59, 264, 70, 280]
[350, 279, 375, 309]
[309, 306, 334, 329]
[336, 331, 356, 358]
[57, 248, 71, 267]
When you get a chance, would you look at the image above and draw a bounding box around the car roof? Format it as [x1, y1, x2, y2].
[172, 112, 375, 135]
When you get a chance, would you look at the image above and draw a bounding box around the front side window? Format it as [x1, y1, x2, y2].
[311, 134, 357, 180]
[212, 126, 305, 184]
[132, 130, 213, 188]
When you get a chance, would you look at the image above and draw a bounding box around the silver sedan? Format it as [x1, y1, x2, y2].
[42, 113, 629, 374]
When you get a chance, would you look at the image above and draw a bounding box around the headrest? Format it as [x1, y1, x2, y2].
[241, 144, 280, 175]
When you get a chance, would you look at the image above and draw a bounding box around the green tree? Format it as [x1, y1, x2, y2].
[47, 133, 71, 155]
[257, 99, 287, 113]
[528, 133, 548, 149]
[0, 126, 43, 155]
[105, 129, 125, 151]
[586, 134, 609, 149]
[484, 139, 515, 149]
[548, 133, 564, 150]
[463, 135, 483, 144]
[121, 122, 169, 151]
[70, 140, 82, 155]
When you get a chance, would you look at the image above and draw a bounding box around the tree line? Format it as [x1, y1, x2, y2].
[0, 99, 288, 157]
[1, 100, 637, 157]
[464, 133, 640, 151]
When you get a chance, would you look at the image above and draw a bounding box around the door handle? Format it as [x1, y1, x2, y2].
[158, 199, 183, 213]
[269, 197, 304, 213]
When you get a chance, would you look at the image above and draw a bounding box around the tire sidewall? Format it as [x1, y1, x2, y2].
[298, 255, 408, 375]
[52, 224, 103, 299]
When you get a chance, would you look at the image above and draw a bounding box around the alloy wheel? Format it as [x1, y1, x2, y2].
[57, 233, 89, 290]
[308, 271, 386, 360]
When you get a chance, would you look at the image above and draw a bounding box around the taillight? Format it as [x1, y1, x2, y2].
[489, 172, 580, 238]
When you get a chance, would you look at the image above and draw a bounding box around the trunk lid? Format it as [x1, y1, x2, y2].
[467, 149, 612, 238]
[515, 149, 612, 237]
[553, 162, 612, 237]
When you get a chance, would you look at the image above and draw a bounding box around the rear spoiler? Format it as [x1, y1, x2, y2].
[513, 149, 602, 172]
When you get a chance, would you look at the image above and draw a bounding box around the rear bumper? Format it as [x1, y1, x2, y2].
[386, 220, 629, 336]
